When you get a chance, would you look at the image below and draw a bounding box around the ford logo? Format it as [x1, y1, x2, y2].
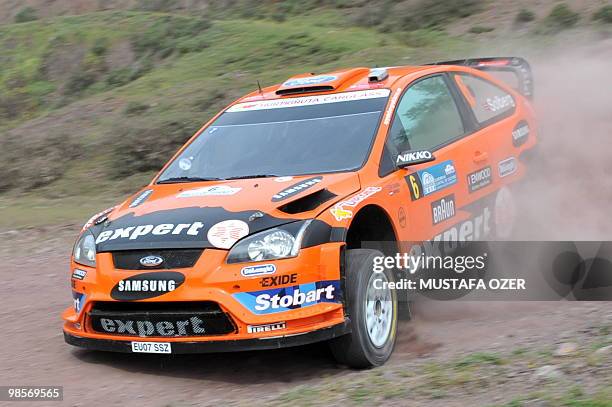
[140, 255, 164, 267]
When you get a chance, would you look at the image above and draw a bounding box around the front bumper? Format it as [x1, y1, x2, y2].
[64, 243, 347, 348]
[64, 319, 350, 353]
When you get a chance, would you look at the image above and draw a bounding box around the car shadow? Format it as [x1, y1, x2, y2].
[71, 341, 347, 384]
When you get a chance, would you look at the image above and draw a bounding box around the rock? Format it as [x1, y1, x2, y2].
[595, 345, 612, 356]
[533, 365, 564, 381]
[554, 342, 578, 356]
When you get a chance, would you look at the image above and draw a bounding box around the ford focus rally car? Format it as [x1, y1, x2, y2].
[64, 57, 536, 367]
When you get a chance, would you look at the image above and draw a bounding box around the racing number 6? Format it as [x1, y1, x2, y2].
[409, 175, 420, 200]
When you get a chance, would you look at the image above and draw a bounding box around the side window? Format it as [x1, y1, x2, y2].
[385, 75, 465, 160]
[454, 73, 515, 124]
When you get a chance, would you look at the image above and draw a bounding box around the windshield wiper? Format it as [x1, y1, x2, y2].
[223, 174, 280, 180]
[157, 176, 224, 184]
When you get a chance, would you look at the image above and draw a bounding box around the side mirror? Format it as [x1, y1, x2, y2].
[396, 150, 435, 168]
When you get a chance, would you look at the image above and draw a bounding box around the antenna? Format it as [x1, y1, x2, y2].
[257, 80, 263, 95]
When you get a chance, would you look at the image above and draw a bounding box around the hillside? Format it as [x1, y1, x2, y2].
[0, 0, 611, 227]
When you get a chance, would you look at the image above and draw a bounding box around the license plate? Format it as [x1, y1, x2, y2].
[131, 341, 172, 354]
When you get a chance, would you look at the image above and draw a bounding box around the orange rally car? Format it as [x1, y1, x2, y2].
[64, 57, 537, 368]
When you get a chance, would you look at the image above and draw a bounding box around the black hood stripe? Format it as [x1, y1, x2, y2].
[93, 206, 298, 252]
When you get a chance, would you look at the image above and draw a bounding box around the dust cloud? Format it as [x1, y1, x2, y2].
[513, 37, 612, 239]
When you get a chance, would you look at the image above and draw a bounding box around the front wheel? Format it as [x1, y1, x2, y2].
[329, 249, 398, 368]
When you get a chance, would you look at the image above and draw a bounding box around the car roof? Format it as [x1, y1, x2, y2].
[234, 65, 436, 104]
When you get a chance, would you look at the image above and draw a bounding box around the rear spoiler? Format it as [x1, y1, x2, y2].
[429, 57, 533, 99]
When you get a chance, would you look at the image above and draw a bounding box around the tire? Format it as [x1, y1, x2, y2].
[329, 249, 398, 368]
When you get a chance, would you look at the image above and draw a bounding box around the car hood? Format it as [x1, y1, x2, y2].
[89, 173, 360, 252]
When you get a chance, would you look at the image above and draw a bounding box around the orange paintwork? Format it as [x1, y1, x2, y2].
[63, 63, 537, 346]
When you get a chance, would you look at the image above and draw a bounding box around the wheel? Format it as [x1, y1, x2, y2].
[329, 249, 398, 368]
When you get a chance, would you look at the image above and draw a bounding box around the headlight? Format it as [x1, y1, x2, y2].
[73, 231, 96, 267]
[227, 220, 312, 263]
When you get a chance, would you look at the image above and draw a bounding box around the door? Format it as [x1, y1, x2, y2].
[380, 73, 494, 243]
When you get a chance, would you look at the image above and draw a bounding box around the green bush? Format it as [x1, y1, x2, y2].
[64, 70, 97, 95]
[123, 101, 150, 116]
[353, 5, 387, 27]
[134, 0, 179, 12]
[177, 37, 209, 54]
[515, 8, 536, 23]
[593, 5, 612, 23]
[91, 38, 109, 56]
[106, 68, 134, 88]
[14, 7, 38, 23]
[468, 25, 494, 34]
[399, 0, 483, 30]
[545, 3, 580, 30]
[131, 17, 212, 58]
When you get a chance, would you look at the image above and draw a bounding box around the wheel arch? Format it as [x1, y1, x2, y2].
[345, 204, 399, 257]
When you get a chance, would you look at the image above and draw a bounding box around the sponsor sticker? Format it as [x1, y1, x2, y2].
[177, 185, 241, 198]
[260, 273, 298, 288]
[431, 194, 456, 225]
[241, 264, 276, 277]
[512, 121, 530, 147]
[96, 316, 206, 337]
[386, 182, 401, 196]
[275, 176, 293, 182]
[129, 189, 153, 208]
[82, 206, 116, 231]
[207, 219, 249, 249]
[498, 157, 517, 178]
[272, 177, 322, 202]
[396, 150, 434, 167]
[96, 222, 205, 244]
[71, 269, 87, 280]
[72, 291, 86, 314]
[467, 166, 492, 193]
[410, 206, 492, 258]
[110, 271, 185, 301]
[398, 207, 407, 228]
[179, 158, 192, 171]
[282, 75, 337, 87]
[247, 322, 286, 334]
[383, 87, 402, 125]
[233, 280, 342, 315]
[406, 160, 457, 201]
[484, 94, 515, 112]
[330, 187, 381, 221]
[227, 89, 390, 113]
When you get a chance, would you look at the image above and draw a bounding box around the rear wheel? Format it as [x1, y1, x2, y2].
[329, 249, 398, 368]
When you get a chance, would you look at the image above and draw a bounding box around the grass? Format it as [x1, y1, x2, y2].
[261, 342, 612, 406]
[468, 25, 495, 34]
[455, 352, 506, 367]
[499, 386, 612, 407]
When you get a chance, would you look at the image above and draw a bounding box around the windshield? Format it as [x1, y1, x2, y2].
[157, 89, 390, 182]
